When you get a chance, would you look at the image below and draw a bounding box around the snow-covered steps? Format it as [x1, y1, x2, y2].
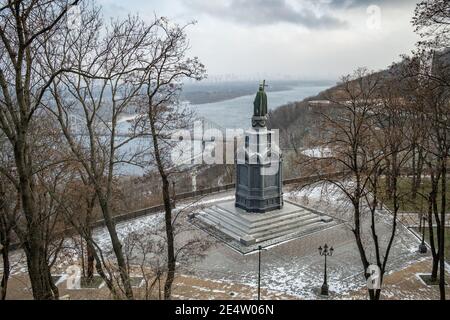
[195, 200, 334, 246]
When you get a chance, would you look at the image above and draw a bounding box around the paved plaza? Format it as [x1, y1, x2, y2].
[3, 183, 443, 299]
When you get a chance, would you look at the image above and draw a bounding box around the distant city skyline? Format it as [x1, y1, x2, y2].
[98, 0, 419, 81]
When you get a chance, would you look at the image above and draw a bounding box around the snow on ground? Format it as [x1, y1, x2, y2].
[3, 194, 234, 276]
[93, 212, 164, 252]
[184, 182, 423, 299]
[3, 184, 424, 299]
[286, 181, 353, 220]
[301, 146, 332, 158]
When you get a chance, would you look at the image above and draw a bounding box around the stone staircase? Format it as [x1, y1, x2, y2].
[196, 201, 330, 245]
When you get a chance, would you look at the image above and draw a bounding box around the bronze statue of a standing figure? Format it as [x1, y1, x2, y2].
[253, 80, 268, 117]
[252, 80, 268, 128]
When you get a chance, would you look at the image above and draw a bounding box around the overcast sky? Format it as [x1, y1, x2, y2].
[98, 0, 420, 81]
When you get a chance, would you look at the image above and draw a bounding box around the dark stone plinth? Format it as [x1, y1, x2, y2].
[235, 128, 283, 213]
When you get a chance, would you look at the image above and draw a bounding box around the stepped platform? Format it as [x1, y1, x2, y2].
[192, 199, 338, 254]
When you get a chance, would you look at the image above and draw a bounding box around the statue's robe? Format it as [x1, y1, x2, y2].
[253, 87, 268, 117]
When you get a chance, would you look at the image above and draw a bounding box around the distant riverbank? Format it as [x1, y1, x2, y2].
[118, 80, 333, 176]
[181, 80, 333, 105]
[188, 82, 332, 129]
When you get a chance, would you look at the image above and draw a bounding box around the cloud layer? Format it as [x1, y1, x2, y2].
[100, 0, 420, 80]
[328, 0, 412, 9]
[185, 0, 347, 29]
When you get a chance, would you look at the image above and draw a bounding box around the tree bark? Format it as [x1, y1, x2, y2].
[431, 254, 439, 282]
[0, 190, 11, 300]
[412, 147, 424, 199]
[98, 199, 134, 299]
[84, 198, 96, 283]
[438, 160, 446, 300]
[427, 173, 440, 283]
[24, 244, 57, 300]
[147, 102, 176, 300]
[86, 240, 119, 298]
[0, 238, 10, 300]
[162, 177, 176, 300]
[14, 143, 57, 300]
[86, 240, 95, 282]
[368, 288, 381, 300]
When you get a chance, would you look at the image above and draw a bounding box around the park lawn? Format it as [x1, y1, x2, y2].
[382, 177, 450, 213]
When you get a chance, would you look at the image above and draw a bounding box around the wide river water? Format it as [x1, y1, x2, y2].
[119, 83, 331, 175]
[188, 84, 330, 130]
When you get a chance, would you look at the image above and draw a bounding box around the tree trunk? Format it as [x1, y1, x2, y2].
[0, 195, 11, 300]
[427, 177, 440, 283]
[80, 238, 85, 278]
[438, 161, 446, 300]
[162, 177, 176, 300]
[411, 145, 417, 198]
[86, 240, 95, 282]
[412, 147, 424, 200]
[368, 289, 381, 300]
[351, 199, 374, 301]
[431, 256, 439, 282]
[13, 136, 57, 299]
[84, 196, 96, 283]
[87, 240, 119, 298]
[0, 239, 10, 300]
[147, 102, 177, 300]
[98, 199, 134, 299]
[367, 269, 383, 301]
[24, 244, 57, 300]
[19, 190, 57, 300]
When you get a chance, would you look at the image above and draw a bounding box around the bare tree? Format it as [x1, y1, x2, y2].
[42, 5, 162, 299]
[123, 201, 211, 300]
[399, 63, 447, 289]
[0, 134, 20, 300]
[413, 0, 450, 52]
[369, 72, 416, 297]
[135, 18, 206, 299]
[307, 69, 407, 300]
[417, 75, 448, 299]
[411, 1, 449, 299]
[0, 0, 85, 299]
[61, 168, 98, 283]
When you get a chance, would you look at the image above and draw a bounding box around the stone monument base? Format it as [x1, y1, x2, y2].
[193, 199, 336, 253]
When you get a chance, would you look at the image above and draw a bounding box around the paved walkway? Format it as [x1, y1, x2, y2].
[2, 184, 447, 300]
[182, 184, 425, 299]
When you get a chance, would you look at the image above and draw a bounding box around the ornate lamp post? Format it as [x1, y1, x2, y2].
[419, 216, 428, 253]
[318, 244, 334, 296]
[258, 245, 262, 300]
[256, 245, 267, 300]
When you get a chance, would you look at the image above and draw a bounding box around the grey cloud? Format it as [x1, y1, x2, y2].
[328, 0, 414, 9]
[185, 0, 347, 29]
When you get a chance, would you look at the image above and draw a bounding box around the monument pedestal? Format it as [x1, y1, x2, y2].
[235, 126, 283, 213]
[197, 199, 333, 246]
[192, 82, 335, 251]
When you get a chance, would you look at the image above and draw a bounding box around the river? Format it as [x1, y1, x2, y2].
[118, 83, 331, 176]
[188, 84, 330, 129]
